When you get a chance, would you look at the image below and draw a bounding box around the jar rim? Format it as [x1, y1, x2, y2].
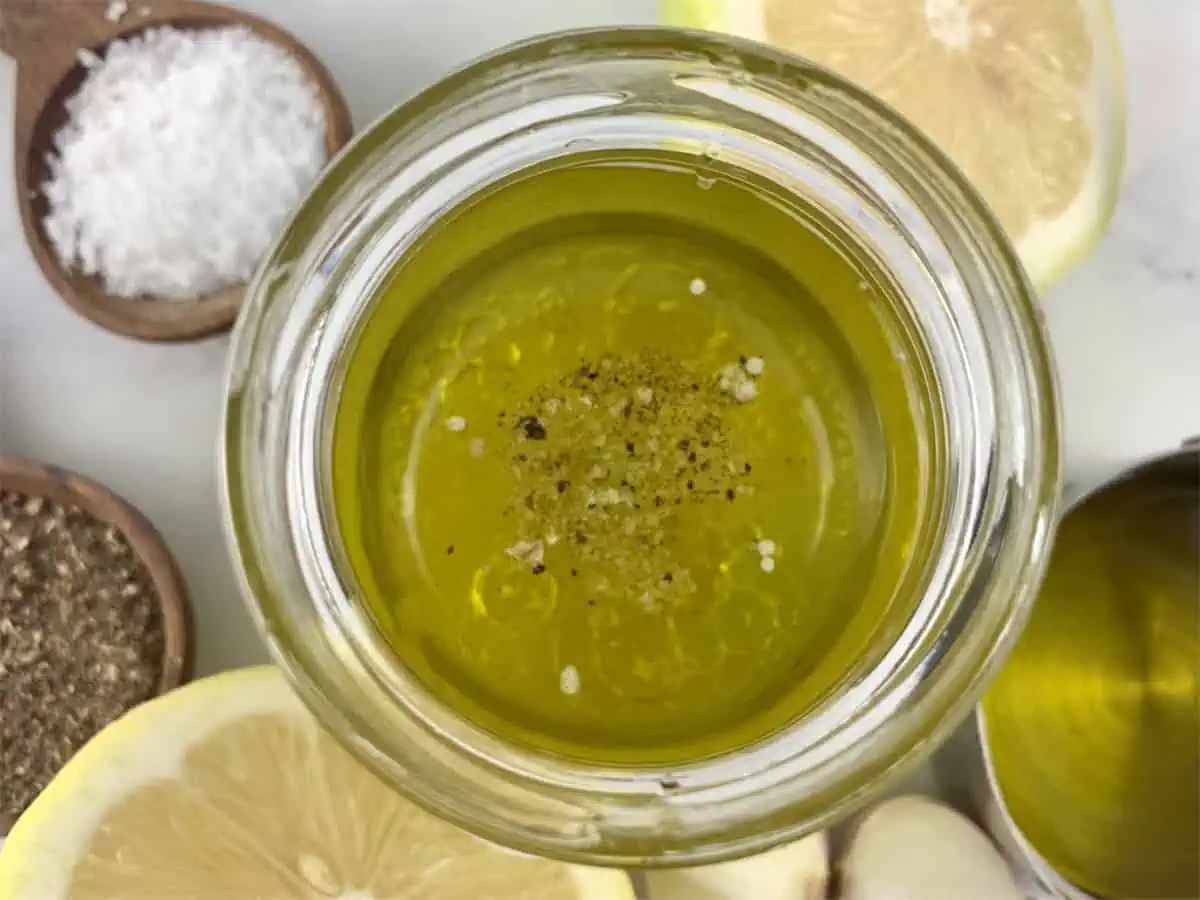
[222, 26, 1061, 866]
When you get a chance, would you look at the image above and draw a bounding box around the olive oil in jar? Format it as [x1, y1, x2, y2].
[332, 150, 942, 765]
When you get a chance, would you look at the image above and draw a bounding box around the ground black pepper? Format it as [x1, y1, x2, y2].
[517, 416, 547, 440]
[494, 350, 756, 611]
[0, 491, 163, 829]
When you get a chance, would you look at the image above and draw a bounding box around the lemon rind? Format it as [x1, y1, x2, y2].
[1013, 0, 1125, 291]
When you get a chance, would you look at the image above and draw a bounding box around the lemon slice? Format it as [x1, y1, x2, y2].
[0, 667, 635, 900]
[662, 0, 1125, 290]
[643, 832, 828, 900]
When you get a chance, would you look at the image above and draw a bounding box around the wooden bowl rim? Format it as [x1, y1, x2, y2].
[0, 455, 195, 701]
[15, 3, 354, 342]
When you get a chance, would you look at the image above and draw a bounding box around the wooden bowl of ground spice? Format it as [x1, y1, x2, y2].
[0, 456, 192, 836]
[0, 0, 353, 341]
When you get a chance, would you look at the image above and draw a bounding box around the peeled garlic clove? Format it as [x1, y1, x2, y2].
[841, 795, 1023, 900]
[644, 832, 828, 900]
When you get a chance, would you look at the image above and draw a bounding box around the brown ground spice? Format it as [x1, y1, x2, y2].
[0, 491, 163, 831]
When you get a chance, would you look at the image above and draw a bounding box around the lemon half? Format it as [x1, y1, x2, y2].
[0, 667, 635, 900]
[662, 0, 1125, 291]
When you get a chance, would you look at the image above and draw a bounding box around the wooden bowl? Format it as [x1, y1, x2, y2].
[0, 455, 194, 705]
[0, 0, 354, 341]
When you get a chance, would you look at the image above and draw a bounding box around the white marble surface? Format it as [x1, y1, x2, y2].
[0, 0, 1196, 683]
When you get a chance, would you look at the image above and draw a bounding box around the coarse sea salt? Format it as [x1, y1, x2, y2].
[42, 26, 327, 301]
[718, 361, 760, 404]
[104, 0, 129, 23]
[559, 665, 581, 696]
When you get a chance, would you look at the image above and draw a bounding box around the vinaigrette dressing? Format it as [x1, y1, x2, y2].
[331, 151, 941, 764]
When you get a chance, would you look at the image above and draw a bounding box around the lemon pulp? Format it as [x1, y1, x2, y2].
[0, 669, 631, 900]
[661, 0, 1126, 290]
[333, 150, 943, 764]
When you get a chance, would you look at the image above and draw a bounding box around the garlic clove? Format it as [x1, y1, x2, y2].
[840, 795, 1023, 900]
[644, 832, 828, 900]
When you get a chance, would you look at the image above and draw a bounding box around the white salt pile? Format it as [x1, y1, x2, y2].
[43, 26, 327, 301]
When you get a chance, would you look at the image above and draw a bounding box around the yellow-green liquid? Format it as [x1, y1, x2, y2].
[333, 151, 941, 764]
[983, 470, 1199, 898]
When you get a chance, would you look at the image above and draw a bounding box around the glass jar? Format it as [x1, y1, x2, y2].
[221, 28, 1061, 867]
